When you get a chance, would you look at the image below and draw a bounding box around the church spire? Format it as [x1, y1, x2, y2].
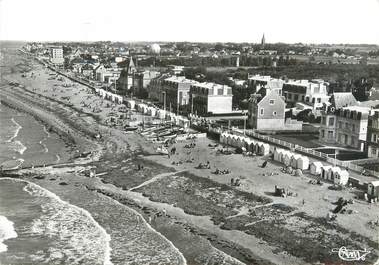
[261, 33, 265, 48]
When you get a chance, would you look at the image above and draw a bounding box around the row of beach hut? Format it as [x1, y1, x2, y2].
[220, 133, 270, 156]
[273, 149, 309, 170]
[274, 148, 349, 185]
[94, 88, 123, 104]
[130, 102, 191, 129]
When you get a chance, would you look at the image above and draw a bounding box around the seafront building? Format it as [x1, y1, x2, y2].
[189, 82, 233, 115]
[247, 75, 284, 95]
[50, 46, 64, 66]
[319, 105, 370, 150]
[132, 70, 160, 97]
[282, 79, 329, 110]
[366, 110, 379, 158]
[247, 88, 285, 130]
[162, 76, 199, 112]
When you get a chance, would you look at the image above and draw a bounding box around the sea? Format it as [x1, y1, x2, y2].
[0, 104, 68, 170]
[0, 178, 112, 265]
[0, 104, 111, 264]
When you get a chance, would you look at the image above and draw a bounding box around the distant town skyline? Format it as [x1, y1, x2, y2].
[1, 0, 379, 44]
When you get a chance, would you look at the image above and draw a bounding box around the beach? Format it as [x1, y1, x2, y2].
[1, 46, 379, 265]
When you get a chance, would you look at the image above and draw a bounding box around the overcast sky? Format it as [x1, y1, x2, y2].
[1, 0, 379, 44]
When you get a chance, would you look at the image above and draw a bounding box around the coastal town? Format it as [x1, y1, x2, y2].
[0, 38, 378, 265]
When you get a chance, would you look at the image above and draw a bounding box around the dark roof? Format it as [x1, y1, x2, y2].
[330, 92, 358, 108]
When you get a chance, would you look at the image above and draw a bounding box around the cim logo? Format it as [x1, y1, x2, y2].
[332, 246, 371, 262]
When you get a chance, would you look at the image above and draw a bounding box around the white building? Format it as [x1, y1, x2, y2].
[50, 46, 64, 65]
[247, 75, 284, 95]
[189, 82, 233, 115]
[282, 79, 329, 110]
[319, 105, 370, 150]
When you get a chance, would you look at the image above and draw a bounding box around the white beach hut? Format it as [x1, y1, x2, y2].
[220, 133, 227, 144]
[283, 151, 293, 166]
[296, 156, 310, 170]
[290, 154, 302, 168]
[127, 100, 135, 109]
[368, 181, 379, 198]
[236, 137, 245, 148]
[327, 166, 342, 181]
[334, 170, 349, 185]
[253, 142, 261, 154]
[260, 143, 270, 156]
[310, 162, 323, 175]
[273, 149, 284, 162]
[321, 165, 332, 180]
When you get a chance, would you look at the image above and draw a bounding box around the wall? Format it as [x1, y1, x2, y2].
[207, 96, 232, 114]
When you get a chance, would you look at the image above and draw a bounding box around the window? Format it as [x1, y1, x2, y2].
[294, 94, 299, 101]
[371, 147, 377, 156]
[260, 108, 264, 115]
[317, 98, 321, 103]
[351, 137, 355, 146]
[328, 130, 334, 140]
[339, 121, 343, 129]
[337, 134, 341, 142]
[352, 124, 355, 132]
[322, 117, 326, 125]
[328, 117, 335, 126]
[301, 95, 305, 101]
[312, 98, 316, 103]
[373, 134, 377, 142]
[273, 111, 277, 116]
[344, 134, 348, 144]
[321, 130, 325, 138]
[345, 123, 349, 130]
[269, 99, 275, 105]
[305, 97, 310, 102]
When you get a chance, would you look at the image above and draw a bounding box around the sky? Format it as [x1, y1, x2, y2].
[0, 0, 379, 44]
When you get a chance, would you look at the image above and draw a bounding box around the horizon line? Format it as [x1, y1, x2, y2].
[1, 39, 379, 47]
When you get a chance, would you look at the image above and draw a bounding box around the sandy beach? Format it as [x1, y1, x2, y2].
[1, 48, 379, 265]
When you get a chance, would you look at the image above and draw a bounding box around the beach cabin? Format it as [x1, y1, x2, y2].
[310, 162, 323, 176]
[226, 135, 233, 146]
[321, 165, 332, 180]
[290, 154, 302, 169]
[236, 137, 245, 148]
[220, 133, 227, 144]
[367, 181, 379, 198]
[283, 152, 292, 166]
[157, 110, 165, 119]
[150, 108, 157, 117]
[260, 143, 270, 156]
[244, 139, 253, 151]
[233, 136, 240, 147]
[334, 170, 349, 185]
[247, 141, 255, 152]
[296, 156, 310, 170]
[273, 149, 284, 162]
[253, 142, 260, 154]
[327, 166, 342, 181]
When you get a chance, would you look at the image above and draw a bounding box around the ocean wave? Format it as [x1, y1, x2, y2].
[23, 181, 113, 265]
[6, 117, 22, 143]
[0, 178, 113, 265]
[0, 215, 18, 253]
